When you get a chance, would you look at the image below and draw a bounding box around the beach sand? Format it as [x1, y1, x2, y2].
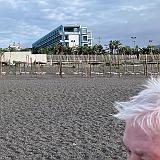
[0, 75, 147, 159]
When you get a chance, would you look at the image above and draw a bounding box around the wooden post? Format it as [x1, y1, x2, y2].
[24, 62, 26, 74]
[59, 55, 62, 78]
[15, 62, 17, 75]
[103, 55, 106, 76]
[143, 61, 146, 76]
[132, 59, 135, 75]
[30, 57, 33, 76]
[38, 61, 40, 73]
[0, 55, 2, 78]
[109, 54, 112, 77]
[78, 60, 79, 74]
[125, 60, 127, 75]
[158, 55, 160, 74]
[9, 50, 11, 74]
[145, 54, 148, 76]
[89, 63, 91, 78]
[118, 55, 121, 78]
[89, 56, 91, 78]
[19, 62, 21, 74]
[9, 59, 11, 74]
[51, 54, 53, 66]
[59, 61, 62, 78]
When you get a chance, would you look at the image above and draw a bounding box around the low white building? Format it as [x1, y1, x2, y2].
[9, 42, 21, 51]
[2, 52, 47, 64]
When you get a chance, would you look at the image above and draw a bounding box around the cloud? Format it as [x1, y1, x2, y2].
[0, 0, 159, 47]
[119, 5, 148, 12]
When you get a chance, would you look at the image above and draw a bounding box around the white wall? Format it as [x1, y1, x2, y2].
[34, 54, 47, 63]
[2, 52, 47, 64]
[69, 35, 79, 47]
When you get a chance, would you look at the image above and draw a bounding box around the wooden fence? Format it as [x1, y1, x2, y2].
[1, 54, 160, 78]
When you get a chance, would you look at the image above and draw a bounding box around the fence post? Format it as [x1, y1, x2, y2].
[132, 59, 135, 74]
[158, 55, 160, 74]
[145, 54, 148, 76]
[118, 55, 121, 77]
[0, 55, 2, 78]
[30, 57, 33, 77]
[89, 56, 91, 78]
[59, 55, 62, 78]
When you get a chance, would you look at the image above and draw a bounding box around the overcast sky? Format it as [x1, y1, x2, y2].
[0, 0, 159, 48]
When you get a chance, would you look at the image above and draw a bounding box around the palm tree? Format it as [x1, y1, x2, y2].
[63, 46, 72, 55]
[32, 47, 48, 54]
[80, 46, 93, 55]
[76, 46, 83, 55]
[48, 45, 57, 55]
[114, 40, 121, 54]
[109, 40, 114, 54]
[153, 47, 160, 54]
[139, 46, 160, 55]
[109, 40, 121, 54]
[37, 48, 48, 54]
[92, 44, 103, 55]
[55, 44, 64, 55]
[119, 46, 132, 55]
[139, 47, 149, 55]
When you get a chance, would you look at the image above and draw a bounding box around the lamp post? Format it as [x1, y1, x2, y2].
[149, 40, 153, 55]
[131, 36, 136, 54]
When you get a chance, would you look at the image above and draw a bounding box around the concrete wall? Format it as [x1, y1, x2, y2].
[2, 52, 47, 64]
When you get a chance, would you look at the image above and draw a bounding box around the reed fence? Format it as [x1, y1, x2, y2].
[1, 54, 160, 78]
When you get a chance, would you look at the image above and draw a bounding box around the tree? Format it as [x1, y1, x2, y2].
[139, 47, 149, 55]
[37, 48, 48, 54]
[20, 48, 32, 51]
[76, 46, 83, 55]
[109, 40, 121, 54]
[32, 47, 48, 54]
[119, 46, 132, 55]
[92, 44, 103, 54]
[47, 45, 57, 55]
[55, 44, 64, 55]
[63, 46, 72, 55]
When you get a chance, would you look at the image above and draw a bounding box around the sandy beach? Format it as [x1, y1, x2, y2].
[0, 75, 147, 160]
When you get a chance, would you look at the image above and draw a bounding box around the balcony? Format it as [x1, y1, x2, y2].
[64, 32, 80, 35]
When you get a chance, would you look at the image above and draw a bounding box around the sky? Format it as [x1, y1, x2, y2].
[0, 0, 159, 48]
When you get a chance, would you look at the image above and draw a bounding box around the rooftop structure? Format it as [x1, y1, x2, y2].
[9, 42, 21, 51]
[32, 24, 93, 49]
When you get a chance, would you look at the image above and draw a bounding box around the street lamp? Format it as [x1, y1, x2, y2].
[149, 40, 153, 54]
[131, 36, 136, 54]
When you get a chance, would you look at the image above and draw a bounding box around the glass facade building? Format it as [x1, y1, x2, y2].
[32, 25, 93, 49]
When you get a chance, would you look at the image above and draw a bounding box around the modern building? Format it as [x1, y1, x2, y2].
[9, 42, 22, 51]
[32, 24, 93, 48]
